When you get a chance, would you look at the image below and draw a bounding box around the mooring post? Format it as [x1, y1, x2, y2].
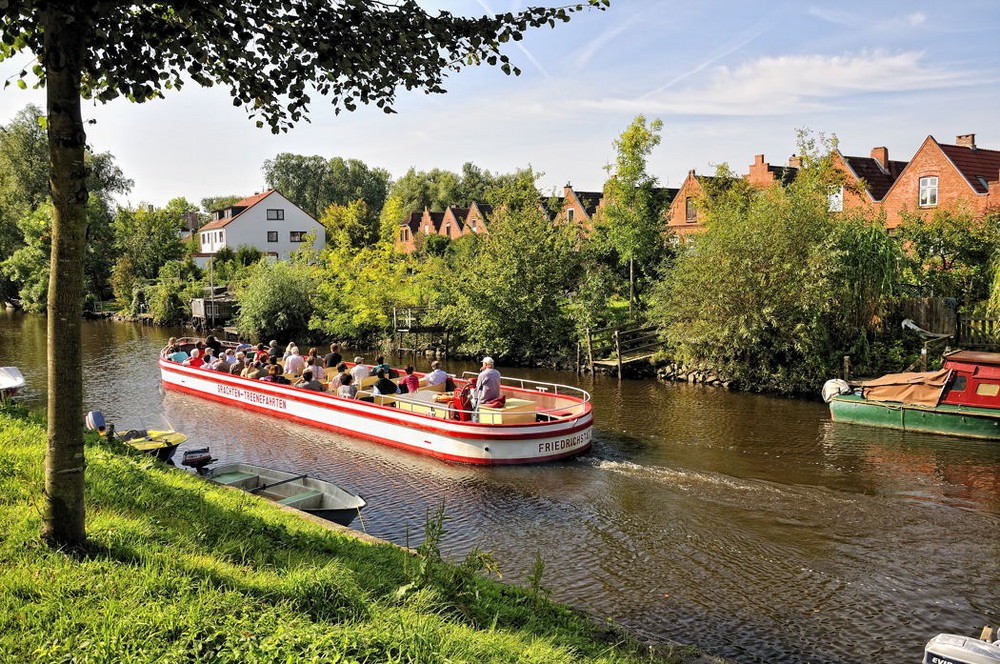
[586, 328, 595, 374]
[614, 329, 623, 381]
[576, 341, 582, 374]
[842, 355, 851, 381]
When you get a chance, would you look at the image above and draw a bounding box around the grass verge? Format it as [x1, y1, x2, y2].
[0, 407, 722, 664]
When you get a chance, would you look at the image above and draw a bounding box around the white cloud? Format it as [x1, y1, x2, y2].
[907, 12, 927, 26]
[581, 51, 977, 116]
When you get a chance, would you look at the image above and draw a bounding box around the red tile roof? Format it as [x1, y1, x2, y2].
[938, 142, 1000, 194]
[199, 190, 276, 231]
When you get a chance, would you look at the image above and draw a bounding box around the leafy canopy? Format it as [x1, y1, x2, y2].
[2, 1, 609, 132]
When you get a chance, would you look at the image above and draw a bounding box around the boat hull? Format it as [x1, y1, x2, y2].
[160, 361, 593, 465]
[829, 394, 1000, 440]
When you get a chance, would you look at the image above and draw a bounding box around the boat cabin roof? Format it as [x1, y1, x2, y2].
[943, 350, 1000, 372]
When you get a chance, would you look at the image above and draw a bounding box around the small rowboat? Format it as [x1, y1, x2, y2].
[159, 338, 593, 465]
[208, 463, 366, 527]
[85, 410, 186, 463]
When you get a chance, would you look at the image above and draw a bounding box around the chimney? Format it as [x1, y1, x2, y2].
[870, 146, 889, 169]
[956, 134, 976, 149]
[788, 155, 802, 169]
[688, 169, 697, 179]
[754, 154, 765, 165]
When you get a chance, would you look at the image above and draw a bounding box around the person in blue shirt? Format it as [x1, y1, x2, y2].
[168, 344, 189, 363]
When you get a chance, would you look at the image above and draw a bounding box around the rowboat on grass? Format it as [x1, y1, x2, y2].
[159, 338, 593, 465]
[85, 410, 187, 463]
[823, 350, 1000, 440]
[208, 463, 365, 527]
[0, 367, 25, 402]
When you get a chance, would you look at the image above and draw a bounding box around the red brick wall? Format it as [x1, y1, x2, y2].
[664, 171, 707, 233]
[881, 137, 988, 228]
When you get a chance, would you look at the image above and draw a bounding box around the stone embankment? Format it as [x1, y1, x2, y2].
[657, 362, 731, 388]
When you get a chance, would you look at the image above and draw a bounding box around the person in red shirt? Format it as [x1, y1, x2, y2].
[398, 365, 420, 394]
[183, 348, 205, 368]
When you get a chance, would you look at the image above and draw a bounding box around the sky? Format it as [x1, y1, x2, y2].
[1, 0, 998, 208]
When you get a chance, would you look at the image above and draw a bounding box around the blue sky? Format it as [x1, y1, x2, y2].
[1, 0, 998, 207]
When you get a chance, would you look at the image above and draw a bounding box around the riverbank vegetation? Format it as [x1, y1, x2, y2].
[0, 408, 718, 664]
[3, 103, 999, 395]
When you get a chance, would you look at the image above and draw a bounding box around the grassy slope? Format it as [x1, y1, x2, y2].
[0, 409, 716, 664]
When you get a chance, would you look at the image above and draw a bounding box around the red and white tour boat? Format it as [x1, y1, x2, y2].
[159, 339, 593, 465]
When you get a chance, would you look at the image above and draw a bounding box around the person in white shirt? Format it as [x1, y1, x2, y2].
[350, 357, 370, 384]
[425, 360, 449, 386]
[283, 347, 306, 376]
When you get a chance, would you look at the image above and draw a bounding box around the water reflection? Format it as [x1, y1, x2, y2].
[2, 310, 998, 664]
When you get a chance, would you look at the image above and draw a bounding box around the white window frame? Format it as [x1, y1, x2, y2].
[828, 186, 844, 213]
[919, 176, 939, 207]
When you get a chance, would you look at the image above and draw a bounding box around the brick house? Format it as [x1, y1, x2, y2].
[880, 134, 1000, 228]
[441, 205, 469, 240]
[556, 184, 603, 230]
[664, 170, 720, 236]
[828, 147, 908, 218]
[744, 154, 798, 188]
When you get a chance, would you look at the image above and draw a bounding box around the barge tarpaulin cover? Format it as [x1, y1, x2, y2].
[860, 369, 950, 407]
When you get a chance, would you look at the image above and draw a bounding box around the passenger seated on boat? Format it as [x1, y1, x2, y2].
[372, 369, 399, 396]
[267, 340, 281, 360]
[324, 343, 342, 369]
[337, 373, 358, 399]
[260, 364, 291, 385]
[373, 355, 392, 376]
[205, 334, 223, 357]
[304, 357, 323, 380]
[327, 362, 349, 391]
[223, 348, 237, 365]
[183, 348, 205, 368]
[229, 351, 247, 376]
[241, 360, 264, 380]
[283, 341, 297, 359]
[168, 344, 188, 363]
[350, 357, 370, 383]
[398, 366, 420, 394]
[284, 347, 306, 376]
[294, 370, 325, 392]
[254, 343, 269, 363]
[425, 361, 448, 387]
[207, 353, 228, 372]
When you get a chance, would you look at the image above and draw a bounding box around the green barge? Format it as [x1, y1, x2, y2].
[824, 350, 1000, 440]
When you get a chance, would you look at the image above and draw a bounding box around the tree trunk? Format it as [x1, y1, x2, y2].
[40, 6, 90, 548]
[628, 257, 634, 317]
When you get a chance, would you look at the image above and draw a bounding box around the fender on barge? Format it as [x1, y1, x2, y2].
[159, 341, 593, 465]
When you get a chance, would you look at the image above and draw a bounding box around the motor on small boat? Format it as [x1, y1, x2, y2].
[181, 447, 217, 474]
[85, 410, 187, 464]
[924, 627, 1000, 664]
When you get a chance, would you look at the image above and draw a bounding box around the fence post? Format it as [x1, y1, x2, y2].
[614, 329, 623, 381]
[842, 355, 851, 381]
[576, 342, 582, 374]
[586, 328, 595, 374]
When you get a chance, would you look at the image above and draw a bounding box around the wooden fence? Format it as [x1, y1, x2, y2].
[957, 316, 1000, 350]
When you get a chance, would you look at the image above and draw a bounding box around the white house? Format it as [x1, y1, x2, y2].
[194, 190, 326, 265]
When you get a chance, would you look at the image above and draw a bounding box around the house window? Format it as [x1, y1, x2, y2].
[685, 197, 697, 221]
[267, 231, 278, 242]
[423, 224, 430, 234]
[919, 176, 938, 207]
[445, 223, 452, 235]
[470, 220, 477, 232]
[567, 209, 575, 224]
[266, 209, 284, 220]
[828, 186, 844, 212]
[289, 231, 307, 242]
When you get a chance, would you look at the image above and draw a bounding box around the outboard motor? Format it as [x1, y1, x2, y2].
[924, 633, 1000, 664]
[84, 410, 107, 435]
[181, 447, 217, 474]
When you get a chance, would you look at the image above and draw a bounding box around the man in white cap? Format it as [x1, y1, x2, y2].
[473, 356, 501, 415]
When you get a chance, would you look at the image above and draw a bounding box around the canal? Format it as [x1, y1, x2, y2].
[2, 312, 998, 663]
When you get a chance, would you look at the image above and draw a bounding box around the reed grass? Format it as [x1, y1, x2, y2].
[0, 408, 720, 663]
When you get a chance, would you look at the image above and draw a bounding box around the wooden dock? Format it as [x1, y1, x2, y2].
[583, 323, 659, 378]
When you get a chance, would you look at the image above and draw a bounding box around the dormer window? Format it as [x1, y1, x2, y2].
[919, 176, 938, 207]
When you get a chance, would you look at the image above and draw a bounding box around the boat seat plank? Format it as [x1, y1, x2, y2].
[213, 471, 259, 485]
[277, 490, 322, 505]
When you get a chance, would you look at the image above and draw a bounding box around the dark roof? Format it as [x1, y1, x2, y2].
[842, 156, 908, 200]
[938, 142, 1000, 194]
[573, 190, 603, 216]
[767, 165, 798, 186]
[402, 211, 422, 233]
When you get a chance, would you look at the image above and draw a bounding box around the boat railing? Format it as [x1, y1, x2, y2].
[459, 371, 591, 404]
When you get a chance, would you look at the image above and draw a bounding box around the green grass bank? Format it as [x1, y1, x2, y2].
[0, 409, 725, 664]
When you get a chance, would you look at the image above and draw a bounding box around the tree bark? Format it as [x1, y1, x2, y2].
[40, 5, 90, 548]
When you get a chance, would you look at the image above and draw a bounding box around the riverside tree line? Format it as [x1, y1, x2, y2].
[4, 107, 999, 395]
